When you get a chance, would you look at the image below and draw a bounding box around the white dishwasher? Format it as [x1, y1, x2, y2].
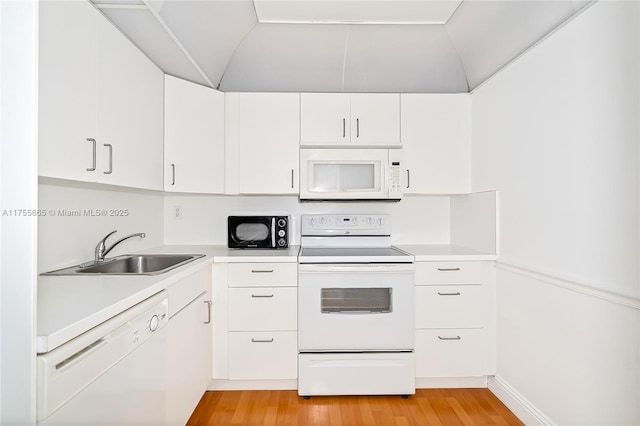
[37, 291, 168, 425]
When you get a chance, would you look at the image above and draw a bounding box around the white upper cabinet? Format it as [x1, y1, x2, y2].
[96, 16, 163, 190]
[39, 0, 98, 183]
[226, 93, 300, 194]
[300, 93, 401, 147]
[400, 94, 471, 194]
[39, 1, 163, 191]
[164, 76, 225, 193]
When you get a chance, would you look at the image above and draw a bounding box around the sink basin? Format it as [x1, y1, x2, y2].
[42, 254, 205, 276]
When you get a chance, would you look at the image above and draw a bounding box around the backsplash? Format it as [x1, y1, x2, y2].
[163, 194, 451, 246]
[38, 182, 164, 273]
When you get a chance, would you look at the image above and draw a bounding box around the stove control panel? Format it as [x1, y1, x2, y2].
[302, 214, 391, 236]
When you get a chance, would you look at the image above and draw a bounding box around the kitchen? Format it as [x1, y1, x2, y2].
[1, 0, 639, 425]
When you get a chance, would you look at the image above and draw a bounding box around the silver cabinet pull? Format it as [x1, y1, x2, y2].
[406, 169, 410, 189]
[251, 269, 274, 273]
[103, 143, 113, 175]
[437, 267, 461, 272]
[356, 118, 360, 138]
[437, 292, 461, 296]
[251, 338, 274, 343]
[291, 169, 295, 188]
[251, 294, 274, 298]
[86, 138, 96, 171]
[342, 118, 346, 138]
[203, 300, 212, 324]
[438, 336, 461, 341]
[171, 163, 176, 186]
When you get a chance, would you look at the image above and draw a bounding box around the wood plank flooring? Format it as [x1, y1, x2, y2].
[187, 389, 524, 425]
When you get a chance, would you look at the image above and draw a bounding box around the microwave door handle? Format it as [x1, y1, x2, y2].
[271, 217, 276, 248]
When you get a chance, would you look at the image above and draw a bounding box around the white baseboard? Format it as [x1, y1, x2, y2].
[416, 376, 488, 389]
[488, 376, 554, 425]
[208, 379, 297, 391]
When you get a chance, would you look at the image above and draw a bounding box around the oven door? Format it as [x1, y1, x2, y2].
[298, 263, 415, 351]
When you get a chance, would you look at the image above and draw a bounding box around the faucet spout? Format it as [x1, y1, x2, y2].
[94, 230, 146, 263]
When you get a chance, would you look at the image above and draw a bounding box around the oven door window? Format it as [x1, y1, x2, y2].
[321, 288, 392, 313]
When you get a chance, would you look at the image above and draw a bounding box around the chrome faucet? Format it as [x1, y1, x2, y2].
[94, 230, 146, 263]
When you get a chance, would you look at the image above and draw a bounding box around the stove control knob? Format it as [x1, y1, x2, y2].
[320, 217, 326, 225]
[367, 217, 373, 225]
[310, 218, 316, 226]
[377, 218, 384, 226]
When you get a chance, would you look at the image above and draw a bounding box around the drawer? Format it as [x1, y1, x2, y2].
[228, 287, 297, 331]
[415, 329, 486, 378]
[415, 261, 490, 285]
[228, 263, 297, 287]
[165, 266, 209, 318]
[415, 285, 484, 329]
[228, 331, 298, 380]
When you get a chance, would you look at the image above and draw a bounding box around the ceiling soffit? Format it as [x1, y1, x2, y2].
[92, 0, 593, 93]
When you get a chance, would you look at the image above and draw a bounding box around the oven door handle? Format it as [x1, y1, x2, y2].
[298, 264, 415, 273]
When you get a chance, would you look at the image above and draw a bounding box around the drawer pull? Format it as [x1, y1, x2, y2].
[251, 294, 274, 298]
[437, 267, 461, 272]
[438, 336, 461, 341]
[437, 292, 461, 296]
[251, 269, 274, 273]
[251, 338, 274, 343]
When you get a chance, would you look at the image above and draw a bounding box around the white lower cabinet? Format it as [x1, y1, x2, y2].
[228, 331, 298, 380]
[165, 267, 212, 425]
[415, 329, 486, 378]
[414, 261, 494, 381]
[214, 261, 298, 386]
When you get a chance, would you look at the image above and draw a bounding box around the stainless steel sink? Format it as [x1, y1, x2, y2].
[42, 254, 205, 276]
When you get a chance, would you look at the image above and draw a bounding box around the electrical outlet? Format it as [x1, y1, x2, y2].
[173, 206, 182, 220]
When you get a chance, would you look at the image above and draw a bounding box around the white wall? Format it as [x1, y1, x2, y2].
[38, 182, 165, 273]
[471, 1, 639, 424]
[164, 194, 451, 246]
[0, 1, 38, 422]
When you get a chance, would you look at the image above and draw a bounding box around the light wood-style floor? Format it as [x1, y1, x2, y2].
[187, 389, 524, 425]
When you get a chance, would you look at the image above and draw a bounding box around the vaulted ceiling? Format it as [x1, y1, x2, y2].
[92, 0, 593, 93]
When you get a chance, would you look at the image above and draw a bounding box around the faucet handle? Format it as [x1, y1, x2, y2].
[98, 230, 118, 246]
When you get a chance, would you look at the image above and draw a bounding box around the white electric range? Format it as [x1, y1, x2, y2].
[297, 214, 416, 397]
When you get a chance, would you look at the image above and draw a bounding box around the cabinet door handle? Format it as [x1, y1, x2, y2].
[437, 292, 461, 296]
[103, 143, 113, 174]
[251, 338, 274, 343]
[437, 267, 461, 272]
[438, 336, 461, 341]
[251, 269, 274, 273]
[251, 294, 274, 298]
[356, 118, 360, 138]
[291, 169, 295, 189]
[86, 138, 96, 171]
[171, 163, 176, 186]
[406, 169, 410, 189]
[203, 300, 212, 324]
[342, 118, 346, 138]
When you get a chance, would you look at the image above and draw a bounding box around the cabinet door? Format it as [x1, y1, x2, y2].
[96, 17, 163, 190]
[401, 94, 470, 194]
[238, 93, 299, 194]
[350, 94, 400, 146]
[166, 291, 212, 425]
[164, 76, 225, 193]
[415, 329, 486, 377]
[300, 93, 350, 146]
[38, 1, 97, 182]
[228, 331, 298, 380]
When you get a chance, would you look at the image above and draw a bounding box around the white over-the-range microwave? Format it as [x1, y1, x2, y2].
[299, 148, 403, 201]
